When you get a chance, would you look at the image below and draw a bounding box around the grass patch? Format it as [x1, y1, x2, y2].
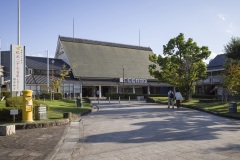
[44, 99, 91, 120]
[150, 97, 240, 118]
[0, 98, 92, 123]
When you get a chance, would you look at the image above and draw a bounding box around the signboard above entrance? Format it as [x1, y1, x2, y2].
[119, 78, 147, 83]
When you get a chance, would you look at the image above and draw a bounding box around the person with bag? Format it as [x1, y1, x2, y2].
[168, 89, 175, 108]
[175, 88, 183, 108]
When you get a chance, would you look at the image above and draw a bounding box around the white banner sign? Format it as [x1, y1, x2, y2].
[10, 109, 18, 115]
[119, 78, 147, 83]
[11, 45, 25, 92]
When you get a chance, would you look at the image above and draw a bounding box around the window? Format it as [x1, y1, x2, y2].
[28, 69, 32, 75]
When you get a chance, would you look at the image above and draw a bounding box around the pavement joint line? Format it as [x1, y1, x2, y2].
[68, 105, 100, 159]
[44, 124, 70, 160]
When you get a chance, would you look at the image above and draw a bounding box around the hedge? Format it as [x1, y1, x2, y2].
[1, 97, 49, 121]
[105, 93, 167, 100]
[40, 92, 63, 100]
[192, 94, 218, 99]
[0, 107, 22, 121]
[6, 96, 49, 109]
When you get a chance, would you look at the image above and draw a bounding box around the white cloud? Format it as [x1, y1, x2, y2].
[217, 14, 225, 21]
[226, 29, 232, 33]
[226, 22, 234, 33]
[225, 22, 234, 33]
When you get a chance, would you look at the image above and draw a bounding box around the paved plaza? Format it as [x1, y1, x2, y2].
[1, 101, 240, 160]
[52, 101, 240, 160]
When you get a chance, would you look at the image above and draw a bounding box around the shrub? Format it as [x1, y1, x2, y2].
[6, 97, 49, 110]
[40, 93, 51, 99]
[40, 92, 63, 100]
[1, 91, 11, 99]
[0, 107, 22, 121]
[6, 96, 23, 108]
[2, 97, 49, 121]
[54, 93, 63, 100]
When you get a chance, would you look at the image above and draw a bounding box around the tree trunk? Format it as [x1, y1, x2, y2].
[185, 85, 191, 101]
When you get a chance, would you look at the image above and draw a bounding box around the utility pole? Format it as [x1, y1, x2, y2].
[122, 65, 125, 94]
[47, 51, 49, 93]
[51, 60, 55, 100]
[18, 0, 20, 45]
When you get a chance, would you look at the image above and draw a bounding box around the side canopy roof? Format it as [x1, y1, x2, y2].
[58, 36, 155, 79]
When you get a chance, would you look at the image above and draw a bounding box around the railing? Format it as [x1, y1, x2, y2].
[197, 75, 222, 85]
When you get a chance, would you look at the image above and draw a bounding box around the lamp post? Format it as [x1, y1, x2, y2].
[47, 51, 49, 93]
[122, 65, 125, 94]
[51, 60, 55, 100]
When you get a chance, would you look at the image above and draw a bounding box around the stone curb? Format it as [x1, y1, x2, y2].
[44, 107, 94, 160]
[15, 119, 70, 130]
[15, 108, 93, 130]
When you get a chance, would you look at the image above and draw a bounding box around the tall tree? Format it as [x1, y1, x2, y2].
[222, 37, 240, 95]
[222, 60, 240, 95]
[224, 37, 240, 60]
[149, 33, 211, 100]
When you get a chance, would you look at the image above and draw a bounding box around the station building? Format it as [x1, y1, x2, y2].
[1, 36, 172, 97]
[54, 36, 171, 97]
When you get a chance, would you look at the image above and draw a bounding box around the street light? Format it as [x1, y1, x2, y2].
[122, 65, 125, 94]
[51, 60, 55, 100]
[47, 50, 49, 93]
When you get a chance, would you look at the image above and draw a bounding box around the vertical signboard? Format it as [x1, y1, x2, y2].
[10, 44, 25, 93]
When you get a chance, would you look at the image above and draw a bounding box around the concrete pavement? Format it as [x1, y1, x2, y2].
[0, 124, 68, 160]
[2, 101, 240, 160]
[72, 101, 240, 160]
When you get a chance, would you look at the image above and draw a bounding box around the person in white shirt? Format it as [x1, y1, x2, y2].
[175, 88, 183, 108]
[168, 89, 175, 108]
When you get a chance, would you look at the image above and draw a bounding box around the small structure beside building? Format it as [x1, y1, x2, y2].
[195, 54, 233, 100]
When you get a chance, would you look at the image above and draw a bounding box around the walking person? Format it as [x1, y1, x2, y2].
[168, 89, 175, 108]
[175, 88, 183, 108]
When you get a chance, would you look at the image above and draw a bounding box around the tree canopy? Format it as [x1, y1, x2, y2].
[222, 60, 240, 95]
[224, 37, 240, 60]
[149, 33, 211, 100]
[222, 37, 240, 95]
[51, 63, 74, 100]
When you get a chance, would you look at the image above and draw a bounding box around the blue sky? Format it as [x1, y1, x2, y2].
[1, 0, 240, 63]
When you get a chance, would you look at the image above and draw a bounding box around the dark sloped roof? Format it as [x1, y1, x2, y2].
[26, 56, 70, 70]
[58, 36, 155, 79]
[207, 54, 226, 71]
[1, 52, 70, 72]
[59, 36, 152, 51]
[26, 75, 80, 85]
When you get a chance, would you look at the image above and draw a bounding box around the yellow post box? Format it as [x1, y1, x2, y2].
[22, 90, 33, 122]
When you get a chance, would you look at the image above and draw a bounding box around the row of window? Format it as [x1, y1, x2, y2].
[26, 84, 81, 96]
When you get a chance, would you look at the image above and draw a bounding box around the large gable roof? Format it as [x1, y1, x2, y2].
[207, 54, 226, 71]
[58, 36, 155, 79]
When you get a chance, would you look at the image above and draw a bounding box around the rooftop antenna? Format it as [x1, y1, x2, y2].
[139, 29, 140, 46]
[73, 18, 75, 39]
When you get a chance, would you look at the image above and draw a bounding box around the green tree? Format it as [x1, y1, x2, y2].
[149, 33, 211, 100]
[224, 37, 240, 60]
[222, 37, 240, 95]
[51, 64, 74, 100]
[222, 60, 240, 95]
